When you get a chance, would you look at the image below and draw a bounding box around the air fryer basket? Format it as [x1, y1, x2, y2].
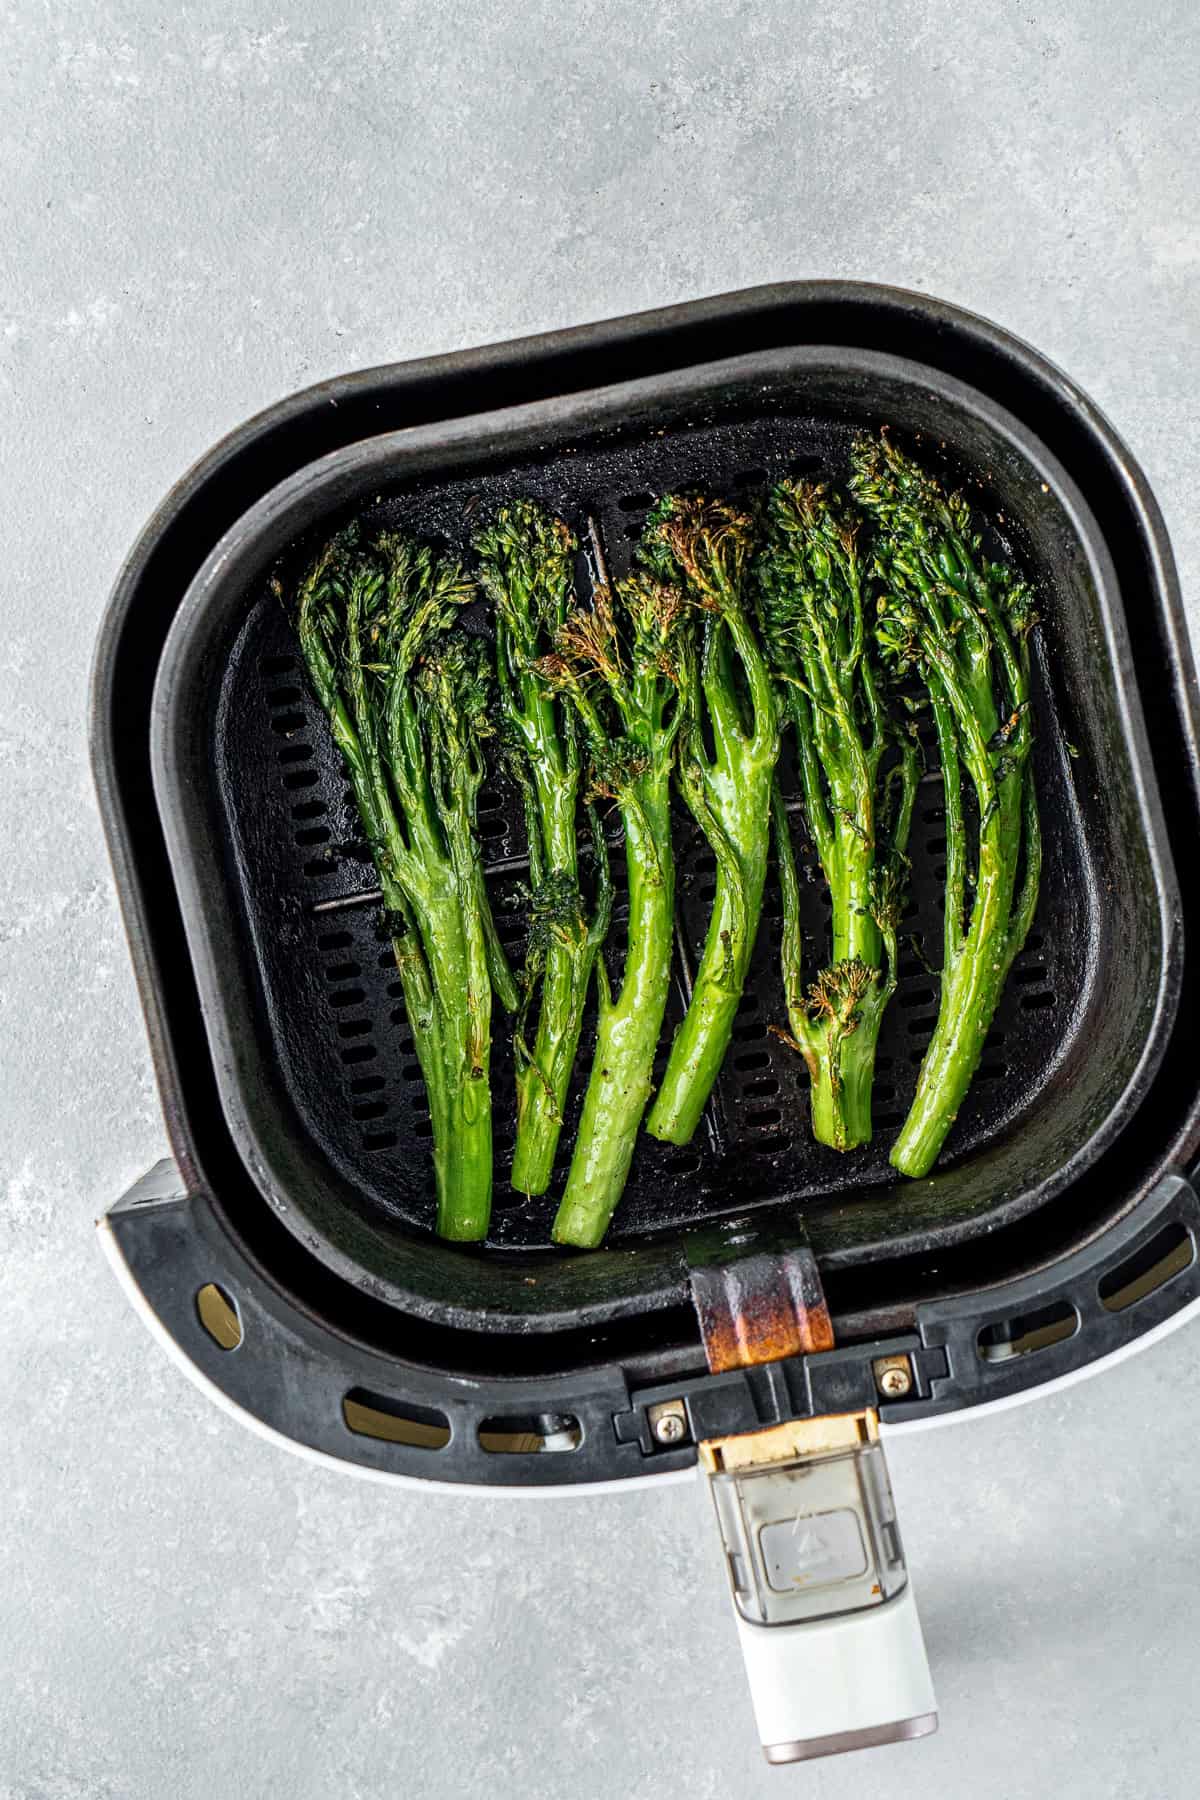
[152, 348, 1179, 1329]
[93, 286, 1200, 1483]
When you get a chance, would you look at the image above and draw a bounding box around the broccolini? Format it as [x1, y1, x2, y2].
[538, 572, 691, 1247]
[292, 530, 516, 1241]
[758, 479, 920, 1151]
[474, 501, 613, 1196]
[851, 435, 1041, 1178]
[638, 497, 780, 1146]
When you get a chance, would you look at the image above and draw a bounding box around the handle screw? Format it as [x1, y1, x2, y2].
[653, 1411, 687, 1444]
[874, 1356, 914, 1400]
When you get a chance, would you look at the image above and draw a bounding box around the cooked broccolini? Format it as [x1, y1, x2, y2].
[757, 479, 919, 1150]
[292, 530, 516, 1241]
[637, 496, 781, 1146]
[851, 434, 1041, 1178]
[286, 435, 1046, 1251]
[538, 573, 692, 1247]
[474, 501, 613, 1196]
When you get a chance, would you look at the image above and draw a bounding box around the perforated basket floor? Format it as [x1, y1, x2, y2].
[215, 411, 1078, 1251]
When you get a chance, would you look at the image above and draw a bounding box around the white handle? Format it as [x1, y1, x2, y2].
[735, 1582, 937, 1764]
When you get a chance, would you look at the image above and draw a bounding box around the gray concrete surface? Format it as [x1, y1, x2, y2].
[3, 2, 1199, 1795]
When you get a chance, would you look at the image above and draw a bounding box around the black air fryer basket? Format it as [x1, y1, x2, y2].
[93, 285, 1200, 1495]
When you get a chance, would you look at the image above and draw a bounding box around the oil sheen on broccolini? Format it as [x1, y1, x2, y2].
[638, 496, 781, 1147]
[287, 434, 1045, 1252]
[537, 567, 692, 1248]
[292, 529, 517, 1242]
[757, 478, 919, 1152]
[474, 501, 613, 1197]
[851, 434, 1041, 1178]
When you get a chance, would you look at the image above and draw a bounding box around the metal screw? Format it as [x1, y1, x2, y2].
[874, 1355, 914, 1400]
[651, 1409, 688, 1445]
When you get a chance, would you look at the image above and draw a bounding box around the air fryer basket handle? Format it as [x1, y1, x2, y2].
[733, 1585, 937, 1764]
[701, 1418, 936, 1763]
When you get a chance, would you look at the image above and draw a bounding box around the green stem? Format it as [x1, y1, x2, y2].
[806, 992, 884, 1151]
[784, 684, 834, 870]
[771, 780, 896, 1153]
[1002, 769, 1042, 979]
[891, 611, 1033, 1176]
[890, 770, 1023, 1178]
[514, 803, 614, 1195]
[889, 887, 1011, 1177]
[299, 588, 463, 1199]
[829, 808, 879, 968]
[771, 782, 806, 1027]
[403, 881, 494, 1237]
[475, 871, 520, 1014]
[553, 773, 675, 1248]
[929, 684, 966, 965]
[508, 672, 599, 1192]
[646, 760, 771, 1144]
[645, 605, 777, 1145]
[513, 928, 594, 1194]
[428, 1020, 494, 1240]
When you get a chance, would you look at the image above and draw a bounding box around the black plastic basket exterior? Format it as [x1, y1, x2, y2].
[92, 286, 1200, 1484]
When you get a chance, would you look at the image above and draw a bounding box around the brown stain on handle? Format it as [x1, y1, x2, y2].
[691, 1248, 835, 1374]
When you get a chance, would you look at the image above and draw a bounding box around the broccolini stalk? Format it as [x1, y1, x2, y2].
[850, 434, 1041, 1178]
[292, 530, 511, 1241]
[474, 502, 613, 1196]
[638, 496, 780, 1145]
[758, 480, 919, 1151]
[538, 574, 691, 1247]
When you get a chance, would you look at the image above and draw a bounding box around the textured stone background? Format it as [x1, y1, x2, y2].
[3, 3, 1199, 1795]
